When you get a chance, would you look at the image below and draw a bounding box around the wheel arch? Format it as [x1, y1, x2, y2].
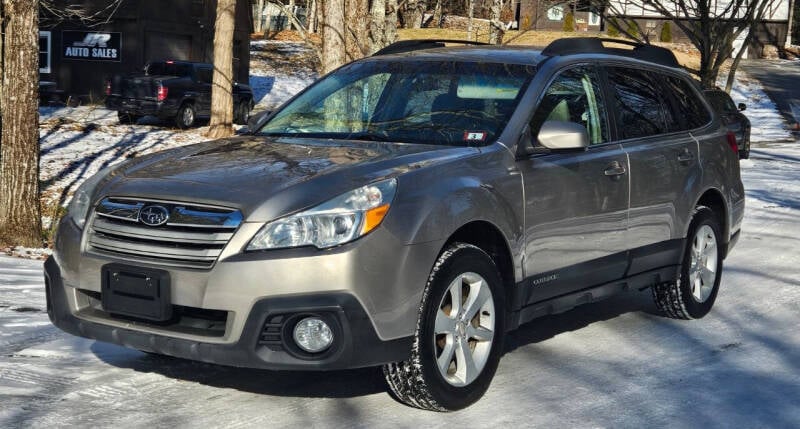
[693, 187, 730, 255]
[443, 220, 518, 331]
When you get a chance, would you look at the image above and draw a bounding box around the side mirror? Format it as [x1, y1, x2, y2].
[738, 103, 746, 111]
[247, 110, 272, 133]
[537, 120, 590, 151]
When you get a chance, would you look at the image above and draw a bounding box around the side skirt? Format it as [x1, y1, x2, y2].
[509, 264, 680, 330]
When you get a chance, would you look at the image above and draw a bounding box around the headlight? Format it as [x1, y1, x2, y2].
[247, 178, 397, 250]
[67, 166, 115, 229]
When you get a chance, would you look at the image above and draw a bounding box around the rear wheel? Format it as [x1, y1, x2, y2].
[383, 243, 505, 411]
[653, 206, 723, 319]
[175, 103, 196, 129]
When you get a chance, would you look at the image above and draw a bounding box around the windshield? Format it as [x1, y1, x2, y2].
[257, 60, 536, 146]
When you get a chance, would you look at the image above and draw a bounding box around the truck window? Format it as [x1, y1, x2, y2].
[145, 62, 192, 77]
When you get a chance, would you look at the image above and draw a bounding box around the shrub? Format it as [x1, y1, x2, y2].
[563, 12, 575, 32]
[607, 19, 620, 37]
[660, 21, 673, 43]
[626, 20, 639, 38]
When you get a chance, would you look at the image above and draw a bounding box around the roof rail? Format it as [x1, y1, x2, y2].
[372, 39, 490, 56]
[541, 37, 680, 68]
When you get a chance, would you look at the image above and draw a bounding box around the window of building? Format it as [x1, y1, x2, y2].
[39, 31, 51, 74]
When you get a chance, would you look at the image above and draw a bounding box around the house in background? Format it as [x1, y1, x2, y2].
[518, 0, 792, 57]
[39, 0, 252, 103]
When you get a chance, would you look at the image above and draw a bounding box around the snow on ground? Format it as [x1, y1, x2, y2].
[726, 70, 794, 142]
[249, 40, 318, 111]
[1, 143, 799, 427]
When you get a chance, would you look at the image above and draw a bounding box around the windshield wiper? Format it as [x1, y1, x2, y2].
[346, 132, 393, 142]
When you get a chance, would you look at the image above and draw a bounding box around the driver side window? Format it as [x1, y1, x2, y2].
[531, 66, 608, 145]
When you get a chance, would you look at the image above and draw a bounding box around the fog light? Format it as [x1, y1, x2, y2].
[293, 317, 333, 353]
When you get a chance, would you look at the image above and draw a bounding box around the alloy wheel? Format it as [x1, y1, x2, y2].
[434, 272, 495, 387]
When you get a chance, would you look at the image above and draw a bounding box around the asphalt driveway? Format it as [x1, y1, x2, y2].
[741, 59, 800, 126]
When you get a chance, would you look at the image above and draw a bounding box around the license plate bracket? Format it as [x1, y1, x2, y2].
[101, 264, 172, 321]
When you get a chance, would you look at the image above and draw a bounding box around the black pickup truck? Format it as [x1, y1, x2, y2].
[105, 60, 254, 128]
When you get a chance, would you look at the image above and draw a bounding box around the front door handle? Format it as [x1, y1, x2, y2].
[678, 149, 695, 163]
[604, 161, 627, 179]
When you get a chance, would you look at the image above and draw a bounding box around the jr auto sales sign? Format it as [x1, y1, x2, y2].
[62, 31, 121, 62]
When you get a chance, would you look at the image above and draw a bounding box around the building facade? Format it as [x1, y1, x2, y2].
[39, 0, 252, 102]
[518, 0, 792, 57]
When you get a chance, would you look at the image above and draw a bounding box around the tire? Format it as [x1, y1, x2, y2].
[653, 206, 723, 319]
[118, 112, 140, 124]
[175, 103, 196, 129]
[383, 243, 505, 411]
[234, 100, 251, 125]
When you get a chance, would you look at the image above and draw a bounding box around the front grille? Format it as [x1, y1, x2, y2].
[87, 197, 243, 269]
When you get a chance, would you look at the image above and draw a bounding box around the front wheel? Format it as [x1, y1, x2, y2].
[234, 100, 251, 125]
[383, 243, 505, 411]
[653, 206, 723, 319]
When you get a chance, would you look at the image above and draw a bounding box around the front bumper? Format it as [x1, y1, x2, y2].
[45, 256, 412, 370]
[46, 209, 441, 370]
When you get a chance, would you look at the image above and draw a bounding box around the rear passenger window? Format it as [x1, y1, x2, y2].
[531, 66, 608, 145]
[607, 68, 669, 139]
[665, 76, 711, 129]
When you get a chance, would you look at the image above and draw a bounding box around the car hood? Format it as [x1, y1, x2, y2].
[100, 136, 475, 221]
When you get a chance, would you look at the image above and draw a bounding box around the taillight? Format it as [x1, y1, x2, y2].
[726, 132, 738, 154]
[157, 85, 168, 101]
[105, 81, 112, 96]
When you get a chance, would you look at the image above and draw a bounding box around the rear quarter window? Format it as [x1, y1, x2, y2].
[663, 76, 712, 130]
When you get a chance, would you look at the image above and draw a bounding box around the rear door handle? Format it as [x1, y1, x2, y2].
[604, 161, 627, 179]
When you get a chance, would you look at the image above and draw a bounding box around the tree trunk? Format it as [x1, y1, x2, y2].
[253, 0, 265, 33]
[369, 0, 387, 53]
[467, 0, 475, 41]
[322, 0, 346, 73]
[0, 0, 42, 247]
[488, 0, 504, 44]
[401, 0, 424, 28]
[207, 0, 236, 139]
[288, 0, 295, 30]
[308, 0, 318, 33]
[345, 0, 369, 60]
[431, 0, 443, 28]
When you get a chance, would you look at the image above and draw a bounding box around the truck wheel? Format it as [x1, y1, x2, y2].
[176, 103, 196, 129]
[653, 206, 723, 319]
[118, 112, 140, 124]
[383, 243, 505, 411]
[235, 101, 251, 125]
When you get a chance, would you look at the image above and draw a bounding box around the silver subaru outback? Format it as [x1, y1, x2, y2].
[46, 38, 744, 411]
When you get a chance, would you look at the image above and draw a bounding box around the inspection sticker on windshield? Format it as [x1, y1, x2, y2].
[463, 131, 487, 142]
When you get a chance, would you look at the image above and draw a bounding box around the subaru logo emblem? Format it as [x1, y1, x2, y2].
[139, 205, 170, 227]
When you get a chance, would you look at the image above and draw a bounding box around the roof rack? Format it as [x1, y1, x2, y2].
[372, 39, 490, 56]
[541, 37, 680, 68]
